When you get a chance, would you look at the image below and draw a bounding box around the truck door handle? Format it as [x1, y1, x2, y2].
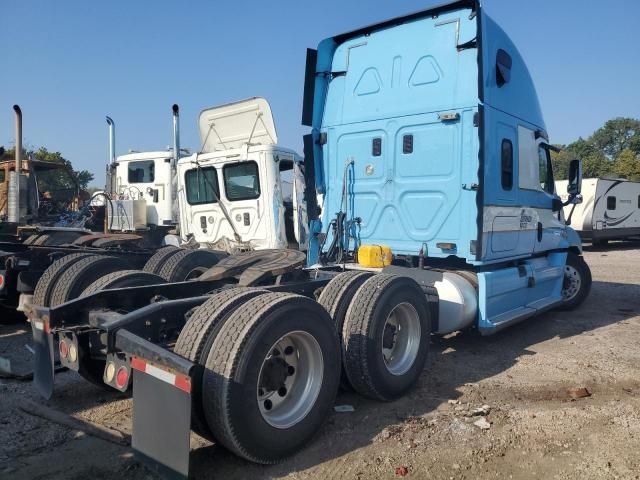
[200, 216, 207, 233]
[537, 222, 543, 242]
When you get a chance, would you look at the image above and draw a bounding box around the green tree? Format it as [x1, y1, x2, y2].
[0, 145, 94, 190]
[590, 117, 640, 159]
[551, 138, 612, 180]
[613, 148, 640, 180]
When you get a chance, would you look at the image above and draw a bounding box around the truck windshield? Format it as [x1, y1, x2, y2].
[223, 161, 260, 201]
[128, 160, 155, 183]
[185, 166, 219, 205]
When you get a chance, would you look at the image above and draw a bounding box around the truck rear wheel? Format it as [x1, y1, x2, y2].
[81, 270, 166, 297]
[49, 255, 126, 307]
[158, 249, 226, 282]
[558, 252, 592, 310]
[318, 270, 373, 389]
[342, 274, 431, 401]
[142, 246, 181, 275]
[201, 293, 340, 463]
[32, 253, 95, 307]
[174, 287, 269, 440]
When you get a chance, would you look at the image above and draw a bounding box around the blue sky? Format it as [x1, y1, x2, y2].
[1, 0, 639, 186]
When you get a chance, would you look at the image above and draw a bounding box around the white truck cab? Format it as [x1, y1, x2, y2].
[177, 98, 308, 252]
[113, 150, 175, 227]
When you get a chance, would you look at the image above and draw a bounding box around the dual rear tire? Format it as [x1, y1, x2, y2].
[176, 289, 341, 463]
[175, 272, 431, 463]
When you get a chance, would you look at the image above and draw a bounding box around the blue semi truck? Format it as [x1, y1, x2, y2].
[26, 1, 590, 477]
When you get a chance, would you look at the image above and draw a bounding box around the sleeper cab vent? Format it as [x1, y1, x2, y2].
[403, 135, 413, 154]
[372, 138, 382, 156]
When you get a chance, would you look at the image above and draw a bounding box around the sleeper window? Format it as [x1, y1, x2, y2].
[223, 161, 260, 201]
[127, 160, 155, 183]
[501, 139, 513, 190]
[185, 167, 219, 205]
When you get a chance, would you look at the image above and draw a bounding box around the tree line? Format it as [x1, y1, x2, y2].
[551, 117, 640, 181]
[0, 145, 94, 192]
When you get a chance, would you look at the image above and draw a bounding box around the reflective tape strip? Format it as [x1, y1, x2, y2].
[130, 356, 191, 393]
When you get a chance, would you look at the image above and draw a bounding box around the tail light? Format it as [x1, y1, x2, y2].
[58, 339, 69, 359]
[115, 366, 130, 389]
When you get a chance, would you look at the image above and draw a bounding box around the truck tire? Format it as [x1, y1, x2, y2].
[201, 292, 340, 463]
[557, 252, 592, 310]
[174, 287, 270, 440]
[32, 253, 96, 306]
[81, 270, 166, 297]
[49, 255, 127, 307]
[318, 270, 373, 389]
[142, 246, 181, 274]
[342, 274, 431, 401]
[158, 249, 226, 282]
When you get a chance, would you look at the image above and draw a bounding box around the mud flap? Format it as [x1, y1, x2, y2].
[31, 319, 55, 399]
[132, 366, 192, 479]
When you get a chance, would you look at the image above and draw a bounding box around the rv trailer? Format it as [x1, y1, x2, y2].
[557, 177, 640, 245]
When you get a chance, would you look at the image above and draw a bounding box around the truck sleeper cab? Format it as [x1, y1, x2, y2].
[27, 2, 591, 478]
[302, 0, 590, 334]
[177, 98, 308, 252]
[111, 150, 175, 229]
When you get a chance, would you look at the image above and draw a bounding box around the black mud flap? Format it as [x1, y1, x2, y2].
[131, 362, 192, 479]
[31, 319, 55, 399]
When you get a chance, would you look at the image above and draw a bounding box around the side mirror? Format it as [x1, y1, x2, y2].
[567, 159, 582, 196]
[552, 197, 563, 213]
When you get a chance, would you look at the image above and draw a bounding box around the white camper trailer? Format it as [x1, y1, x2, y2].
[556, 177, 640, 245]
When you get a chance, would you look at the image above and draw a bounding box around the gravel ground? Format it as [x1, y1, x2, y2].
[1, 242, 639, 480]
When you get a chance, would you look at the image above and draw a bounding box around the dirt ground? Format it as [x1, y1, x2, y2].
[1, 242, 639, 480]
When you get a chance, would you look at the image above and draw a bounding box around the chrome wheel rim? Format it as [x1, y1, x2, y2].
[562, 265, 581, 301]
[257, 331, 323, 429]
[381, 302, 421, 376]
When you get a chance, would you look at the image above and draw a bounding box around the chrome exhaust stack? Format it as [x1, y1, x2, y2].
[171, 104, 180, 223]
[171, 104, 180, 170]
[105, 116, 116, 194]
[8, 105, 23, 222]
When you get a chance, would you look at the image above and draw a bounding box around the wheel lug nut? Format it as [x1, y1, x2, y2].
[264, 399, 272, 410]
[287, 366, 295, 375]
[278, 387, 287, 397]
